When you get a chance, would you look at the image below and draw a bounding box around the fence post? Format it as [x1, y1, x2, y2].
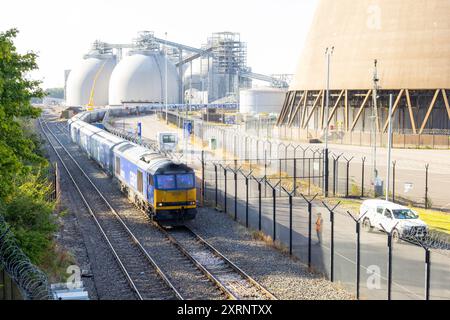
[333, 158, 337, 196]
[344, 157, 354, 198]
[347, 211, 367, 300]
[324, 147, 329, 197]
[293, 158, 297, 196]
[245, 176, 249, 228]
[380, 223, 398, 301]
[240, 170, 253, 228]
[332, 154, 343, 197]
[300, 194, 318, 269]
[233, 169, 239, 221]
[201, 150, 205, 204]
[223, 167, 228, 213]
[425, 248, 431, 300]
[279, 158, 282, 197]
[253, 176, 264, 231]
[273, 187, 276, 242]
[214, 164, 218, 208]
[425, 164, 429, 209]
[258, 181, 262, 231]
[282, 187, 298, 256]
[323, 201, 341, 282]
[361, 157, 366, 198]
[266, 180, 281, 242]
[392, 161, 396, 202]
[387, 231, 393, 300]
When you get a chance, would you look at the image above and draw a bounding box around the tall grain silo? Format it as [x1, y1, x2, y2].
[66, 52, 116, 107]
[278, 0, 450, 135]
[108, 50, 180, 106]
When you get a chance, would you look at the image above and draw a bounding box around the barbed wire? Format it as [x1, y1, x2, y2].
[0, 214, 52, 300]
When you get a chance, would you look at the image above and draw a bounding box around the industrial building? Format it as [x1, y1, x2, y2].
[65, 31, 290, 110]
[277, 0, 450, 135]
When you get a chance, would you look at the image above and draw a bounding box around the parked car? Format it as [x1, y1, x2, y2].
[359, 200, 428, 242]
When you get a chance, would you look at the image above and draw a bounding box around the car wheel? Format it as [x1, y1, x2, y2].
[392, 229, 401, 243]
[363, 218, 372, 232]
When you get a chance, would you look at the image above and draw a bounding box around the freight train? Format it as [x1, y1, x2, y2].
[67, 114, 197, 224]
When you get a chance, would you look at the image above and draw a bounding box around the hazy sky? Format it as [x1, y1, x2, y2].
[0, 0, 318, 88]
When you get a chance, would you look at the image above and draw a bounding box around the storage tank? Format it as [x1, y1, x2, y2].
[66, 53, 116, 107]
[108, 51, 180, 106]
[240, 88, 287, 114]
[278, 0, 450, 134]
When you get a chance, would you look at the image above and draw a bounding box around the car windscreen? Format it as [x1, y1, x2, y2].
[392, 209, 418, 220]
[155, 175, 176, 190]
[176, 173, 195, 189]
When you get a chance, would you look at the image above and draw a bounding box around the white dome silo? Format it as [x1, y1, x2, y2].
[239, 88, 287, 114]
[108, 51, 180, 106]
[66, 53, 116, 107]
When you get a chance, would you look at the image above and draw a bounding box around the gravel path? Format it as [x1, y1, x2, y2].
[188, 208, 354, 300]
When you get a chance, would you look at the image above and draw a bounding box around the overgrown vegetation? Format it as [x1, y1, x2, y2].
[0, 28, 60, 267]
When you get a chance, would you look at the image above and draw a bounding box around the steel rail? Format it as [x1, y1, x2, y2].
[157, 224, 277, 300]
[153, 223, 238, 300]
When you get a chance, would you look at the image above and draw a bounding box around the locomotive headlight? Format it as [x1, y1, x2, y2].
[158, 203, 164, 207]
[190, 201, 196, 205]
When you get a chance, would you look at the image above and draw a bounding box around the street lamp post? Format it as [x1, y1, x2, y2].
[324, 46, 334, 197]
[372, 59, 380, 197]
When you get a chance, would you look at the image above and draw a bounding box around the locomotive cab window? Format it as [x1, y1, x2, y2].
[176, 173, 195, 189]
[155, 175, 176, 190]
[137, 170, 143, 193]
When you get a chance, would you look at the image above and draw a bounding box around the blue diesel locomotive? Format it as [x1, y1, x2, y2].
[68, 116, 197, 223]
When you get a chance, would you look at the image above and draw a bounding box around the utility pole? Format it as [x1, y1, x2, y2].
[324, 46, 334, 197]
[372, 59, 380, 197]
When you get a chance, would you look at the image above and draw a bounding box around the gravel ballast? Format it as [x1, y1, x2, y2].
[188, 208, 354, 300]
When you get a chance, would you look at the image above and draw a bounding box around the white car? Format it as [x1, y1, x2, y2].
[359, 200, 428, 241]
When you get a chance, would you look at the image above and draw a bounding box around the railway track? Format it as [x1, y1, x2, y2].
[39, 118, 182, 300]
[157, 225, 277, 300]
[49, 118, 277, 300]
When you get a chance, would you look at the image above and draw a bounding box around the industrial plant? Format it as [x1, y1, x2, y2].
[65, 31, 289, 113]
[277, 0, 450, 136]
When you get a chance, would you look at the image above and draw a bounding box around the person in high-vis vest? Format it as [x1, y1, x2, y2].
[316, 213, 323, 245]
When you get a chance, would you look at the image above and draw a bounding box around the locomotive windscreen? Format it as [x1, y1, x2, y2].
[176, 174, 195, 189]
[156, 175, 176, 190]
[155, 173, 195, 190]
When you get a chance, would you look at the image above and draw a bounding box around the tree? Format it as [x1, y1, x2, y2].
[0, 28, 57, 264]
[0, 28, 45, 199]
